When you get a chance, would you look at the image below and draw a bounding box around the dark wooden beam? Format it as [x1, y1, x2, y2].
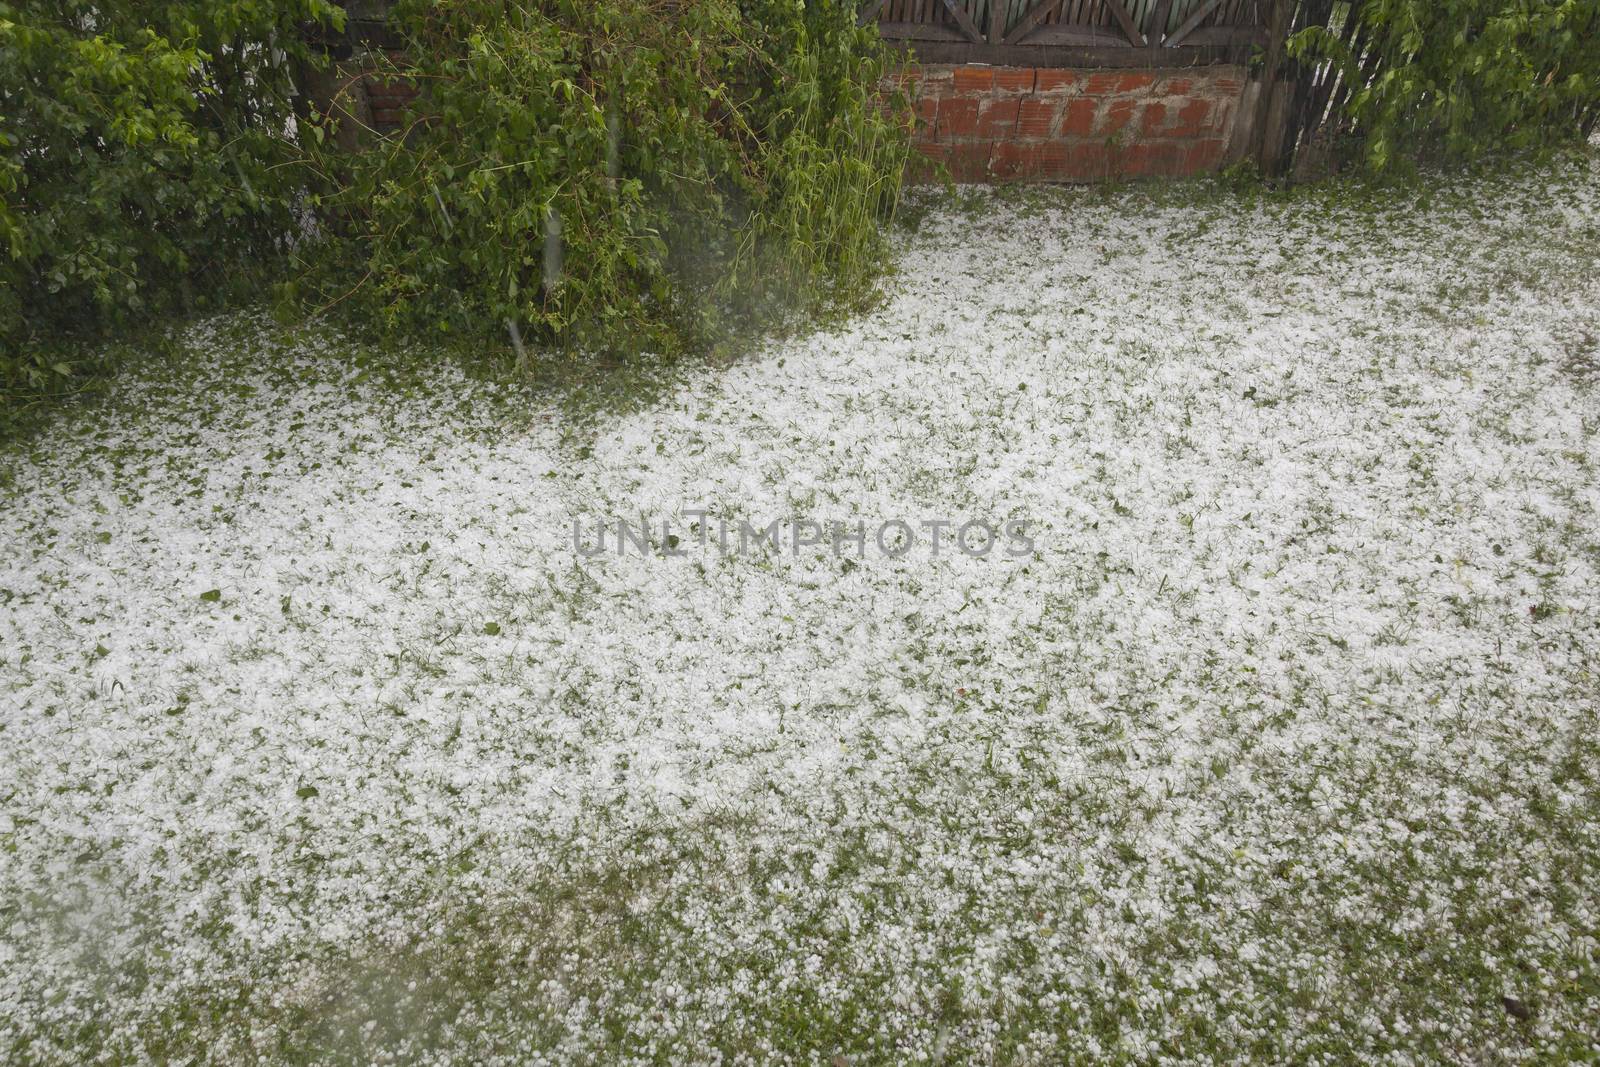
[894, 39, 1235, 66]
[1103, 0, 1147, 47]
[1023, 23, 1138, 45]
[1182, 25, 1267, 48]
[1001, 0, 1067, 45]
[1164, 0, 1224, 46]
[876, 20, 969, 41]
[940, 0, 985, 42]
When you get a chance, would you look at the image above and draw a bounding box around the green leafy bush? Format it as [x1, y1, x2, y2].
[0, 0, 342, 410]
[291, 0, 911, 357]
[1290, 0, 1600, 171]
[2, 0, 907, 429]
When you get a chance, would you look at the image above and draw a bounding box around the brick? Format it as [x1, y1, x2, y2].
[1121, 142, 1185, 177]
[1083, 71, 1122, 95]
[993, 67, 1035, 93]
[1060, 97, 1098, 137]
[1085, 70, 1156, 95]
[908, 78, 944, 105]
[1026, 142, 1071, 180]
[914, 136, 1132, 185]
[993, 141, 1112, 183]
[1073, 143, 1117, 181]
[946, 142, 994, 182]
[890, 63, 1248, 185]
[1034, 69, 1080, 93]
[883, 98, 920, 135]
[953, 66, 994, 92]
[1023, 141, 1111, 182]
[883, 68, 922, 93]
[988, 141, 1036, 180]
[905, 143, 947, 185]
[976, 96, 1020, 137]
[1141, 102, 1167, 135]
[363, 74, 411, 94]
[1098, 97, 1138, 135]
[1015, 97, 1060, 139]
[907, 140, 958, 183]
[1143, 96, 1212, 137]
[902, 92, 934, 127]
[936, 97, 979, 138]
[1170, 97, 1214, 136]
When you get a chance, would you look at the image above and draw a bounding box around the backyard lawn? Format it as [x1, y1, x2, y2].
[3, 154, 1599, 1063]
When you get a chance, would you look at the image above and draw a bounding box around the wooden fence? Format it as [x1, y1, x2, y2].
[859, 0, 1268, 67]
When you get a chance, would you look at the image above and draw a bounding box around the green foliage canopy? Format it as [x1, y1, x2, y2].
[0, 0, 342, 396]
[2, 0, 909, 411]
[1290, 0, 1600, 171]
[292, 0, 910, 356]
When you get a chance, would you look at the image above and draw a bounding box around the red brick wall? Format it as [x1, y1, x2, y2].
[328, 54, 1244, 185]
[297, 50, 418, 153]
[901, 64, 1246, 183]
[363, 53, 418, 131]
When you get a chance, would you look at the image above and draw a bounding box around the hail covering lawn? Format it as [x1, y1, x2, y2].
[3, 157, 1599, 1064]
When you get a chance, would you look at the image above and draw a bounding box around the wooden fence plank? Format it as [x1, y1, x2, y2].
[1146, 0, 1174, 45]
